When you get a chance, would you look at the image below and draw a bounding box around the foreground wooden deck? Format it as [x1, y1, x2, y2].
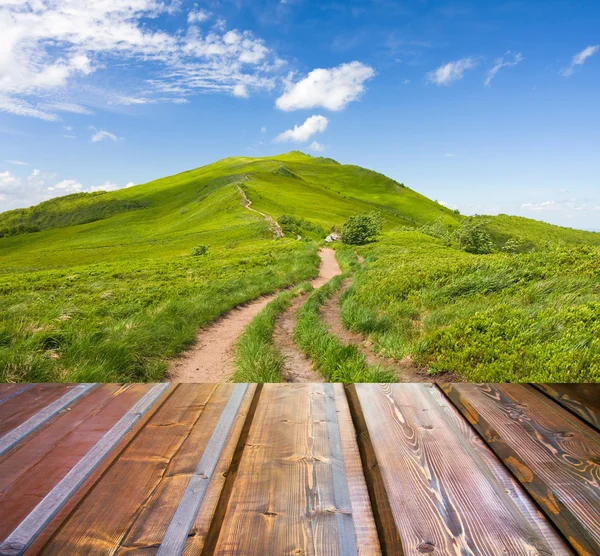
[0, 383, 598, 555]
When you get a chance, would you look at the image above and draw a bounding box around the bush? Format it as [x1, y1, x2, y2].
[191, 245, 208, 256]
[454, 221, 493, 254]
[341, 211, 383, 245]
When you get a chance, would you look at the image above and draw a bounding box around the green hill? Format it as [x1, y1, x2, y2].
[1, 151, 599, 382]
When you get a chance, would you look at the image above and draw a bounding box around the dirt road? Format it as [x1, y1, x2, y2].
[167, 248, 341, 383]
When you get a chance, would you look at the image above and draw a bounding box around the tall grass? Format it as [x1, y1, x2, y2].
[232, 284, 311, 383]
[294, 275, 396, 383]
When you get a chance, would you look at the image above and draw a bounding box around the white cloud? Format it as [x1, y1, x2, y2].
[402, 79, 410, 85]
[427, 57, 477, 85]
[125, 181, 136, 188]
[308, 140, 324, 152]
[188, 9, 211, 24]
[276, 61, 375, 111]
[275, 115, 328, 143]
[89, 127, 120, 142]
[48, 179, 84, 193]
[0, 170, 20, 190]
[0, 0, 286, 119]
[232, 84, 249, 98]
[260, 126, 266, 133]
[444, 153, 456, 157]
[521, 198, 596, 213]
[485, 51, 523, 86]
[561, 45, 600, 76]
[5, 159, 29, 166]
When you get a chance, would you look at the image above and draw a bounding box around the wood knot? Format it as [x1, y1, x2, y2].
[417, 542, 435, 553]
[262, 511, 278, 517]
[421, 425, 433, 430]
[557, 431, 575, 438]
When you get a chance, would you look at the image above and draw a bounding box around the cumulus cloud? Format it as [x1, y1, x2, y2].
[188, 9, 211, 24]
[561, 45, 600, 76]
[485, 51, 523, 86]
[0, 0, 286, 119]
[89, 127, 120, 142]
[276, 62, 375, 111]
[274, 115, 328, 143]
[520, 198, 598, 214]
[308, 140, 324, 152]
[427, 57, 477, 85]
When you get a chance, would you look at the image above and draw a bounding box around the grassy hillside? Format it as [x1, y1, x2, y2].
[340, 232, 600, 382]
[1, 150, 599, 382]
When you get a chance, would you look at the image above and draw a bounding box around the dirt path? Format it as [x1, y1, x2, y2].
[321, 279, 436, 383]
[168, 248, 341, 383]
[237, 185, 284, 238]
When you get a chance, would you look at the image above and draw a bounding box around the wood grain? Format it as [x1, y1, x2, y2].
[115, 384, 257, 555]
[0, 384, 32, 405]
[0, 384, 73, 437]
[212, 383, 379, 556]
[0, 384, 147, 541]
[441, 383, 600, 556]
[534, 384, 600, 431]
[355, 383, 570, 556]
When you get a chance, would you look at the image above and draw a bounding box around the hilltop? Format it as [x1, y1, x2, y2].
[1, 152, 599, 383]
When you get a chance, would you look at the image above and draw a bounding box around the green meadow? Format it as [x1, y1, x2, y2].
[1, 151, 599, 382]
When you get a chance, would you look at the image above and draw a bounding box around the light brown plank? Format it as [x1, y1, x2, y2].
[0, 384, 148, 541]
[41, 384, 250, 555]
[355, 383, 571, 555]
[534, 383, 600, 431]
[213, 383, 380, 556]
[442, 383, 600, 556]
[115, 383, 257, 555]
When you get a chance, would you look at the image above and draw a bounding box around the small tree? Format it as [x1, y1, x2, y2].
[191, 245, 208, 256]
[453, 221, 493, 254]
[341, 211, 383, 245]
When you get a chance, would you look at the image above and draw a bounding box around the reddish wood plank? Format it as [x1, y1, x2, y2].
[355, 384, 570, 555]
[23, 384, 175, 556]
[0, 384, 149, 541]
[0, 384, 32, 405]
[535, 384, 600, 431]
[0, 384, 74, 436]
[212, 383, 380, 556]
[41, 384, 237, 554]
[442, 383, 600, 556]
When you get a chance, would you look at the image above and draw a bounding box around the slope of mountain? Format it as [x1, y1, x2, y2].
[0, 152, 462, 272]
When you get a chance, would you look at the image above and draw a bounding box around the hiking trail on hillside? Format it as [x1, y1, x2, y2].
[237, 184, 284, 239]
[167, 248, 341, 383]
[321, 279, 439, 383]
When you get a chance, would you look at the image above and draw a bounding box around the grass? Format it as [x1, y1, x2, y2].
[2, 150, 600, 383]
[294, 274, 396, 383]
[0, 241, 319, 382]
[339, 231, 600, 382]
[232, 283, 312, 383]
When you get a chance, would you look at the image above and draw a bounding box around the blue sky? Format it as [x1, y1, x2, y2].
[1, 0, 599, 230]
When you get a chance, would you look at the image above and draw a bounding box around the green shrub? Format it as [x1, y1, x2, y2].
[454, 221, 494, 254]
[341, 211, 383, 245]
[191, 245, 208, 256]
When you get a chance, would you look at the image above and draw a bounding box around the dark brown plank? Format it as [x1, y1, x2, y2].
[212, 383, 380, 556]
[41, 384, 253, 555]
[116, 384, 257, 555]
[0, 384, 149, 541]
[0, 384, 73, 436]
[355, 383, 570, 555]
[534, 384, 600, 431]
[442, 383, 600, 556]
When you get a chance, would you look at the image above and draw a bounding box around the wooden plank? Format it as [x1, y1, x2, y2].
[0, 384, 33, 405]
[355, 383, 571, 555]
[534, 384, 600, 431]
[0, 384, 73, 436]
[212, 383, 380, 556]
[40, 384, 233, 554]
[115, 384, 258, 555]
[157, 384, 249, 555]
[0, 384, 149, 541]
[442, 383, 600, 556]
[0, 384, 96, 457]
[0, 384, 170, 556]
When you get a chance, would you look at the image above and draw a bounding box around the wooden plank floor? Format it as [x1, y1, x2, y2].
[0, 383, 597, 556]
